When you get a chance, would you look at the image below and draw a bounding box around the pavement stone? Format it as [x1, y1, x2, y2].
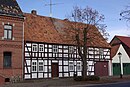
[1, 75, 130, 87]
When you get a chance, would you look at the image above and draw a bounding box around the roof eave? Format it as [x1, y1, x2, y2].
[0, 12, 25, 19]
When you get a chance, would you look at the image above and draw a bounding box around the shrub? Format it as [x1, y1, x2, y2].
[74, 76, 83, 81]
[74, 75, 100, 81]
[86, 75, 100, 81]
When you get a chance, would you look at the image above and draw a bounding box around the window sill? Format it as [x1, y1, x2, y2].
[2, 37, 14, 40]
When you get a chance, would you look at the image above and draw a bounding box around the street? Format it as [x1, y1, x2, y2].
[1, 78, 130, 87]
[88, 81, 130, 87]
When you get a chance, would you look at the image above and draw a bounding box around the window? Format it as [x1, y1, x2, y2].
[99, 48, 104, 55]
[77, 62, 82, 71]
[4, 25, 12, 39]
[99, 48, 104, 59]
[53, 45, 58, 53]
[3, 52, 12, 68]
[32, 61, 44, 72]
[38, 61, 44, 72]
[69, 61, 74, 71]
[95, 48, 99, 54]
[32, 61, 37, 72]
[69, 46, 74, 53]
[39, 44, 44, 52]
[32, 44, 38, 52]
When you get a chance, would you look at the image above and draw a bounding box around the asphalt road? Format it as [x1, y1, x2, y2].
[88, 81, 130, 87]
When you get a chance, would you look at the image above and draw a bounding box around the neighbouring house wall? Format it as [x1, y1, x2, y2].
[112, 44, 130, 75]
[112, 44, 130, 63]
[0, 16, 24, 79]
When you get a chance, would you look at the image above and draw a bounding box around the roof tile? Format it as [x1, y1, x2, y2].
[0, 0, 23, 17]
[116, 36, 130, 48]
[24, 13, 110, 48]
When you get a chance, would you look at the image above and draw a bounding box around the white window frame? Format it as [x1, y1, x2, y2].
[69, 61, 74, 71]
[38, 61, 44, 72]
[53, 45, 58, 53]
[32, 61, 37, 72]
[32, 44, 38, 52]
[4, 24, 12, 40]
[77, 62, 82, 71]
[39, 44, 44, 52]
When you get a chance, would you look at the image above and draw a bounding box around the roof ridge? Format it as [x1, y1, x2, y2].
[23, 12, 92, 26]
[116, 35, 130, 38]
[116, 35, 130, 48]
[23, 12, 70, 22]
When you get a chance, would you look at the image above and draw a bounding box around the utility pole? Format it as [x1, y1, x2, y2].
[45, 0, 63, 17]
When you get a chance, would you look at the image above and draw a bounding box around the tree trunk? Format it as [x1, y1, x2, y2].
[82, 27, 87, 79]
[76, 27, 88, 80]
[82, 56, 87, 79]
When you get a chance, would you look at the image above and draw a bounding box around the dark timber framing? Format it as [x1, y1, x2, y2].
[24, 41, 110, 79]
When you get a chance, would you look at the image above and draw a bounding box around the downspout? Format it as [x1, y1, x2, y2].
[22, 17, 25, 80]
[109, 48, 112, 76]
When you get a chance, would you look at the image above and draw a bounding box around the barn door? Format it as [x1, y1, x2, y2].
[94, 61, 108, 76]
[113, 63, 120, 76]
[51, 63, 59, 77]
[123, 63, 130, 75]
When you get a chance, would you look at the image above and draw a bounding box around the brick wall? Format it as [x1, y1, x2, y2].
[0, 15, 24, 80]
[0, 76, 5, 85]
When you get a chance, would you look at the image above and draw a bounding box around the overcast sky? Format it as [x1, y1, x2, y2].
[17, 0, 130, 42]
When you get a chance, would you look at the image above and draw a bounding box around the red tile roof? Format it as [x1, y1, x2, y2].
[116, 36, 130, 48]
[111, 45, 120, 58]
[110, 35, 130, 59]
[24, 13, 111, 48]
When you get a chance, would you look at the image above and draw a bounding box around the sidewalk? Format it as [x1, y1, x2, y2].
[1, 75, 130, 87]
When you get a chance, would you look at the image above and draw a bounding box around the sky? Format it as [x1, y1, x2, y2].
[17, 0, 130, 42]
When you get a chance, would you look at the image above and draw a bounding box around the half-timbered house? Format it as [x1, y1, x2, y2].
[0, 0, 24, 83]
[24, 11, 111, 79]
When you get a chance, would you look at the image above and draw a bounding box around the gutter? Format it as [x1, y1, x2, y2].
[22, 17, 25, 80]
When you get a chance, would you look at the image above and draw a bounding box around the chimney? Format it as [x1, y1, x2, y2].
[64, 19, 69, 21]
[31, 10, 37, 15]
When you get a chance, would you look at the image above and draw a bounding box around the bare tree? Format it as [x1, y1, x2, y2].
[120, 6, 130, 26]
[68, 6, 108, 79]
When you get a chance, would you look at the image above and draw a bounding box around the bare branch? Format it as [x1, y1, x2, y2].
[66, 6, 109, 78]
[120, 6, 130, 23]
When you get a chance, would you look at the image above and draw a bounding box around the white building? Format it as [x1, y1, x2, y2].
[110, 36, 130, 76]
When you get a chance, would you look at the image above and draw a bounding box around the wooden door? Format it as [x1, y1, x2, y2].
[94, 61, 108, 76]
[51, 63, 59, 77]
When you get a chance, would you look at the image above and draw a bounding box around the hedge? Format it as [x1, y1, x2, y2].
[74, 76, 100, 81]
